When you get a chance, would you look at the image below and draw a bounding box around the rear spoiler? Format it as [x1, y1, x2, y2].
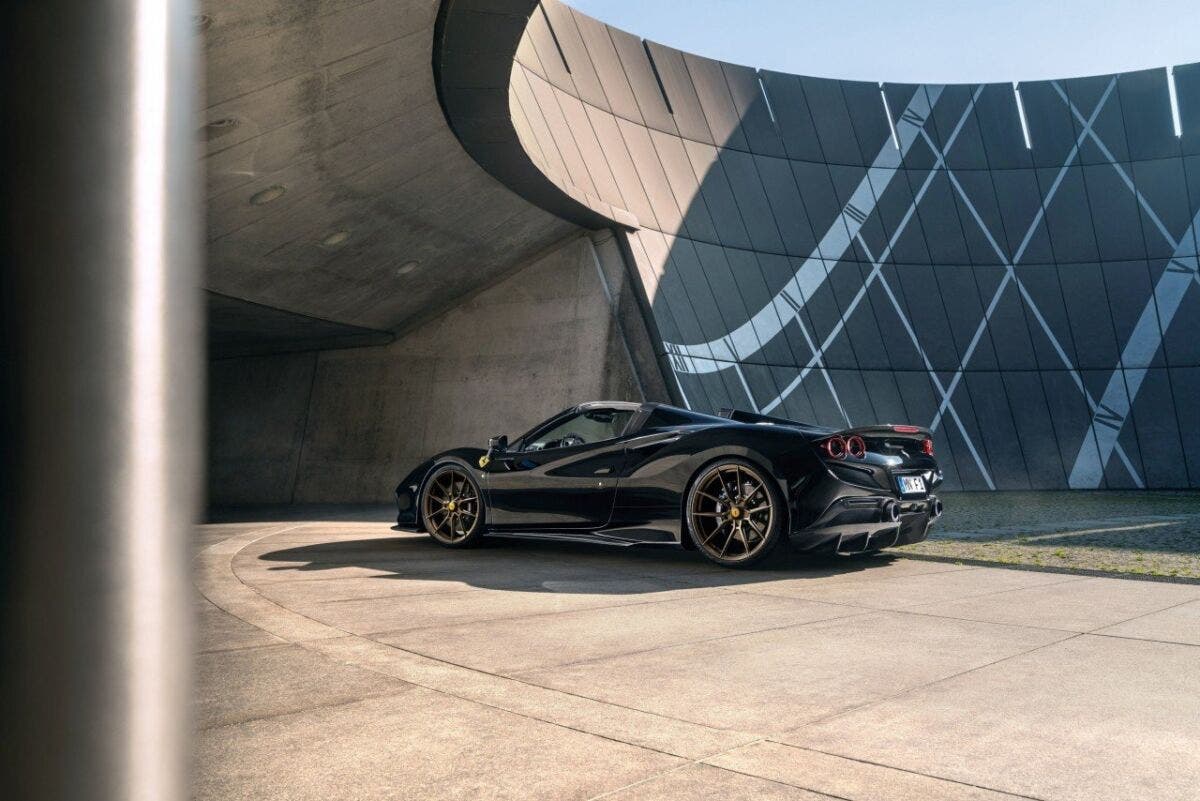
[719, 408, 929, 439]
[838, 424, 933, 439]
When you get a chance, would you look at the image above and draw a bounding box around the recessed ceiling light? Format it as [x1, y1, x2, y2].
[204, 117, 239, 140]
[320, 230, 350, 248]
[397, 260, 420, 276]
[249, 185, 286, 206]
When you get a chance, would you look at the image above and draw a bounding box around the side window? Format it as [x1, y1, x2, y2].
[524, 409, 634, 451]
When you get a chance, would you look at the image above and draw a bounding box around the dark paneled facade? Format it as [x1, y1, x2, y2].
[503, 0, 1200, 490]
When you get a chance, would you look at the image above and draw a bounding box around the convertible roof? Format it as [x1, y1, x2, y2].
[576, 401, 724, 423]
[718, 406, 833, 434]
[645, 403, 728, 422]
[575, 401, 826, 431]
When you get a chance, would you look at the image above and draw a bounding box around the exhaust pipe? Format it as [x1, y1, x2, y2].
[930, 498, 944, 519]
[880, 500, 900, 523]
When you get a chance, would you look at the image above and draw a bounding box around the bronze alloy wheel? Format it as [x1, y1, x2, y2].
[421, 465, 482, 545]
[688, 462, 777, 564]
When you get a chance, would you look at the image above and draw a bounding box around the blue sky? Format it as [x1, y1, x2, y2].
[567, 0, 1200, 84]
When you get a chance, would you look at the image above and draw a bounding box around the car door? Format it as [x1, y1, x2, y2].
[484, 407, 635, 530]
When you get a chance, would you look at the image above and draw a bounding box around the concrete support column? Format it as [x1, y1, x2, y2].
[1, 2, 200, 800]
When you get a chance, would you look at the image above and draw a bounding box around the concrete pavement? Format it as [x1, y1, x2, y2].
[195, 511, 1200, 800]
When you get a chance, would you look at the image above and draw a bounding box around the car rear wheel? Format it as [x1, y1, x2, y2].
[686, 459, 785, 567]
[421, 464, 485, 547]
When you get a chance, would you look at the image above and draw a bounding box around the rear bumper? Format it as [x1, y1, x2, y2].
[788, 472, 942, 554]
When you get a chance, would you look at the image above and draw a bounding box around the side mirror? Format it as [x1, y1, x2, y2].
[479, 434, 508, 469]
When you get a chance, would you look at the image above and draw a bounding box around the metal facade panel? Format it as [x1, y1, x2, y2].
[644, 41, 715, 144]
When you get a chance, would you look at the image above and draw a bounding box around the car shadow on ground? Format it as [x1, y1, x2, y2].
[253, 531, 905, 594]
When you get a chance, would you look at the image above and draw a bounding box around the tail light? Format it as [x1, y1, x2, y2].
[922, 437, 934, 456]
[821, 436, 847, 459]
[893, 424, 920, 433]
[822, 435, 870, 460]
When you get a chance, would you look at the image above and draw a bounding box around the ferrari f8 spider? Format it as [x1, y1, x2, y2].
[395, 401, 943, 567]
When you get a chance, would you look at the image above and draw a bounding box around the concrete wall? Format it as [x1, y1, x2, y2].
[207, 233, 664, 505]
[207, 352, 317, 505]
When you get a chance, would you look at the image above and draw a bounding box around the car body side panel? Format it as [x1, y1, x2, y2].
[610, 423, 826, 545]
[482, 437, 628, 529]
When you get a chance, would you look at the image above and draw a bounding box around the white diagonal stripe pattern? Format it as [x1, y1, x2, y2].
[663, 85, 944, 372]
[922, 78, 1145, 486]
[654, 76, 1196, 491]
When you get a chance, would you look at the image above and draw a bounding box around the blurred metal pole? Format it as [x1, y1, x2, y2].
[1, 1, 200, 800]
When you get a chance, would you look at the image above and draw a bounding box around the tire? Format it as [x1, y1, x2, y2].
[420, 463, 486, 548]
[685, 458, 787, 568]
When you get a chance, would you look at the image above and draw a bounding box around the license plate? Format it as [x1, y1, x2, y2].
[897, 475, 926, 495]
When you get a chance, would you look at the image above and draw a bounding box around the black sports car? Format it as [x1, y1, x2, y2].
[395, 401, 943, 567]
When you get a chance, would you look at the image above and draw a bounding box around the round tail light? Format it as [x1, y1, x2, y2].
[846, 435, 866, 459]
[922, 437, 934, 457]
[822, 436, 847, 459]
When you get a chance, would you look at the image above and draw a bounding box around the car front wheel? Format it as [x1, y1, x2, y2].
[420, 464, 486, 547]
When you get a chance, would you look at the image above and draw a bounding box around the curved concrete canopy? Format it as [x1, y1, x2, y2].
[202, 0, 579, 353]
